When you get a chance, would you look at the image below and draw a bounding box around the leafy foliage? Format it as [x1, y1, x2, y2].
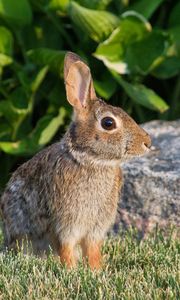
[0, 0, 179, 188]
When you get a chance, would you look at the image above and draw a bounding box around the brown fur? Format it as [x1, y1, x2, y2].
[81, 239, 103, 269]
[0, 52, 151, 269]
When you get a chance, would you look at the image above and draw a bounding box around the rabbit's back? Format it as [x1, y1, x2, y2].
[1, 143, 63, 251]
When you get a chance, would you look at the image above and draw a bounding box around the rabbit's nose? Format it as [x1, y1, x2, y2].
[143, 140, 151, 149]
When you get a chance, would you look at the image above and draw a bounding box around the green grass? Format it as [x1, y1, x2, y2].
[0, 228, 179, 300]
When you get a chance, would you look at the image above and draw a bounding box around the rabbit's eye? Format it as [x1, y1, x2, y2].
[101, 117, 116, 130]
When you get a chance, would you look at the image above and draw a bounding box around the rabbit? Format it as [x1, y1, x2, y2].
[0, 52, 151, 269]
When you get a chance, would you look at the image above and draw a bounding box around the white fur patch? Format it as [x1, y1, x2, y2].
[70, 148, 121, 167]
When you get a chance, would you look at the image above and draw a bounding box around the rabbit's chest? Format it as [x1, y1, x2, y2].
[55, 167, 122, 239]
[68, 169, 119, 207]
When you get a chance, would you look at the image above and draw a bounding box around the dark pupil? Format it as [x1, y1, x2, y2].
[101, 117, 115, 130]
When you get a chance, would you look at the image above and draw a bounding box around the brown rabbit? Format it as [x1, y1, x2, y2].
[0, 52, 151, 269]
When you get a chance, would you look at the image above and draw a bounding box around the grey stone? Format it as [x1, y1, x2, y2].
[114, 120, 180, 236]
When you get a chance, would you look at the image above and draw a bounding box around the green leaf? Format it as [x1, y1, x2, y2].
[0, 87, 31, 141]
[47, 81, 69, 114]
[20, 17, 63, 51]
[39, 107, 66, 145]
[94, 80, 116, 100]
[112, 72, 169, 112]
[0, 108, 67, 155]
[0, 140, 27, 155]
[0, 53, 12, 67]
[94, 72, 117, 100]
[0, 100, 19, 123]
[125, 30, 170, 75]
[72, 0, 112, 10]
[152, 57, 180, 79]
[48, 0, 69, 12]
[68, 1, 119, 42]
[0, 26, 13, 55]
[1, 69, 49, 140]
[129, 0, 164, 19]
[0, 122, 11, 139]
[15, 68, 31, 93]
[94, 12, 151, 73]
[31, 66, 49, 93]
[28, 48, 65, 74]
[169, 2, 180, 27]
[0, 0, 32, 27]
[168, 2, 180, 56]
[169, 26, 180, 56]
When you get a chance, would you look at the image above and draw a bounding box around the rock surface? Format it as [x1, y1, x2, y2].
[114, 120, 180, 237]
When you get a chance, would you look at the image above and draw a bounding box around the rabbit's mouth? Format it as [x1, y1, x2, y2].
[123, 140, 151, 160]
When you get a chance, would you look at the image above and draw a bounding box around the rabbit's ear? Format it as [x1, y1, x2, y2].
[64, 53, 96, 108]
[64, 52, 82, 80]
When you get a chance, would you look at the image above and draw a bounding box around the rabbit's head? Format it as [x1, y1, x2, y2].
[64, 52, 151, 166]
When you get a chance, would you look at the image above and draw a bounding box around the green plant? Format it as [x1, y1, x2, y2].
[0, 0, 179, 188]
